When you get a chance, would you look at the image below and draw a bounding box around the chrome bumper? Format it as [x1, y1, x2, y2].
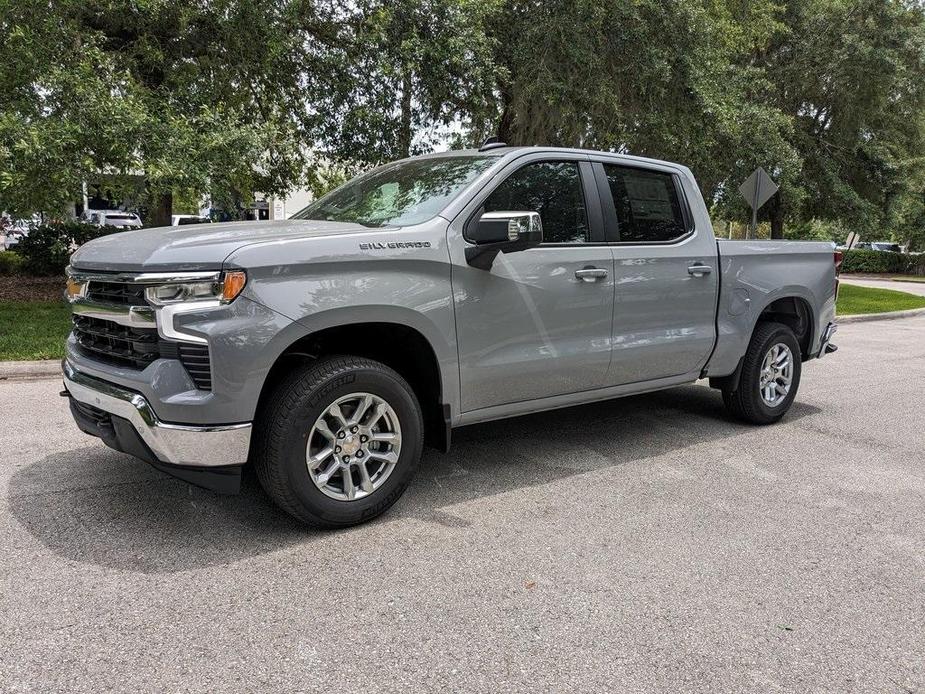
[62, 360, 251, 467]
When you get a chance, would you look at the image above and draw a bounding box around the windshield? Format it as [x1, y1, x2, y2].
[292, 155, 495, 227]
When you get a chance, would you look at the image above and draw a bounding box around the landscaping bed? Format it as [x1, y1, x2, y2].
[0, 275, 65, 302]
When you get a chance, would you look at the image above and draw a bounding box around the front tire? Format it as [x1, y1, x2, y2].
[252, 356, 424, 528]
[722, 321, 802, 425]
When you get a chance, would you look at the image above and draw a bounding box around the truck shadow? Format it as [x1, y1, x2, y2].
[8, 384, 820, 574]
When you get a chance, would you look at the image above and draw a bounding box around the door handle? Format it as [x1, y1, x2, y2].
[687, 264, 712, 276]
[575, 267, 608, 282]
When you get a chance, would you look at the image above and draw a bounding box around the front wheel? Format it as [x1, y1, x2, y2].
[722, 321, 802, 425]
[252, 356, 424, 528]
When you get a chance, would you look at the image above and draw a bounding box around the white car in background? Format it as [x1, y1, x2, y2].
[1, 217, 36, 250]
[171, 214, 212, 226]
[83, 210, 143, 229]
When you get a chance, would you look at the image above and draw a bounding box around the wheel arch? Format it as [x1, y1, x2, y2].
[754, 294, 815, 359]
[710, 293, 815, 393]
[256, 314, 452, 452]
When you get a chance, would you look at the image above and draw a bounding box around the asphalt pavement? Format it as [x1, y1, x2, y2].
[2, 316, 924, 693]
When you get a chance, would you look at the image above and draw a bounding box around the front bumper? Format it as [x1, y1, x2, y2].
[62, 359, 252, 468]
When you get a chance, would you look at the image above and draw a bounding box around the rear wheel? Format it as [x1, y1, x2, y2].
[252, 356, 424, 528]
[722, 321, 802, 425]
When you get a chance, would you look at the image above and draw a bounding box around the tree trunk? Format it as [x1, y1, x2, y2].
[148, 190, 173, 228]
[768, 192, 785, 239]
[397, 70, 413, 158]
[496, 81, 514, 144]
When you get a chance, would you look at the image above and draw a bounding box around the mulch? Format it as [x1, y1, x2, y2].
[0, 276, 66, 302]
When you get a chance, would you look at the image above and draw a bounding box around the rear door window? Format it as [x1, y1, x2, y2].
[603, 165, 688, 243]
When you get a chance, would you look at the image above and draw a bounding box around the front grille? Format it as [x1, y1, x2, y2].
[86, 281, 147, 306]
[73, 315, 160, 368]
[72, 274, 214, 390]
[72, 314, 213, 390]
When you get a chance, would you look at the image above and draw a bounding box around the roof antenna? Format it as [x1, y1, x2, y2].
[479, 137, 508, 152]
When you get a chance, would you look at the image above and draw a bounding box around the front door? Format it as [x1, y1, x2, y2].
[452, 158, 615, 412]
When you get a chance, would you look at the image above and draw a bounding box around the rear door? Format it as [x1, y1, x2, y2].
[593, 160, 719, 385]
[451, 154, 615, 412]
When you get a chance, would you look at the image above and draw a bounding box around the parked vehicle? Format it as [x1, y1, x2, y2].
[171, 215, 212, 226]
[82, 209, 143, 229]
[850, 241, 903, 253]
[61, 146, 840, 527]
[870, 242, 902, 253]
[1, 218, 32, 249]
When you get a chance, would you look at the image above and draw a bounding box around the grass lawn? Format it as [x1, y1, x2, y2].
[837, 282, 925, 315]
[0, 301, 71, 360]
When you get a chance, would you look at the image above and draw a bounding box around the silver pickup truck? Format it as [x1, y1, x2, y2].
[62, 146, 840, 527]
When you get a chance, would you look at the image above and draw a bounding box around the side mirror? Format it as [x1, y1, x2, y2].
[465, 211, 543, 269]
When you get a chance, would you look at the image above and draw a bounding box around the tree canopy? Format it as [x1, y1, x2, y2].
[1, 0, 924, 245]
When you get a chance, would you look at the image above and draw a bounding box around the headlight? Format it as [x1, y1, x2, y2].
[145, 270, 247, 306]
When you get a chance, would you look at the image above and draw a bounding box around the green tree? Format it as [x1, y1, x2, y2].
[474, 0, 797, 221]
[0, 0, 346, 224]
[758, 0, 925, 239]
[312, 0, 497, 164]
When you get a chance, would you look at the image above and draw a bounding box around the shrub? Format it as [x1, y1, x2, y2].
[13, 221, 118, 276]
[908, 254, 925, 276]
[841, 249, 907, 274]
[0, 250, 25, 275]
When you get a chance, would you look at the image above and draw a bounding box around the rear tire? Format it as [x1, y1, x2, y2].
[252, 356, 424, 528]
[722, 321, 802, 425]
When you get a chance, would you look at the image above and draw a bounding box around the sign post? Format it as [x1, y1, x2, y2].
[738, 168, 779, 239]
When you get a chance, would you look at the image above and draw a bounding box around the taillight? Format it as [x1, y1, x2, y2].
[834, 250, 843, 300]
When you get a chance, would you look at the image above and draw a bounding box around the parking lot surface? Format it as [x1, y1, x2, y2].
[2, 316, 924, 693]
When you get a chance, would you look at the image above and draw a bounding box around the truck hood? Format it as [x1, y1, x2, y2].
[69, 220, 376, 272]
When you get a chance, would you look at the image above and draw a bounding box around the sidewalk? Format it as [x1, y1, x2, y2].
[841, 275, 925, 296]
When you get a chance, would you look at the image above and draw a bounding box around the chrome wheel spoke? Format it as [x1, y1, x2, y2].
[367, 402, 388, 428]
[350, 394, 374, 426]
[314, 419, 337, 443]
[370, 431, 400, 445]
[328, 403, 349, 429]
[341, 468, 357, 500]
[368, 449, 399, 465]
[308, 446, 334, 470]
[358, 463, 374, 493]
[316, 459, 340, 485]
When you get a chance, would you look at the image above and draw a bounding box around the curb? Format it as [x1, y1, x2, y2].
[838, 307, 925, 324]
[0, 359, 62, 382]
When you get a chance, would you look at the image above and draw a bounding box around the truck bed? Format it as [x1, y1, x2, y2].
[706, 239, 838, 378]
